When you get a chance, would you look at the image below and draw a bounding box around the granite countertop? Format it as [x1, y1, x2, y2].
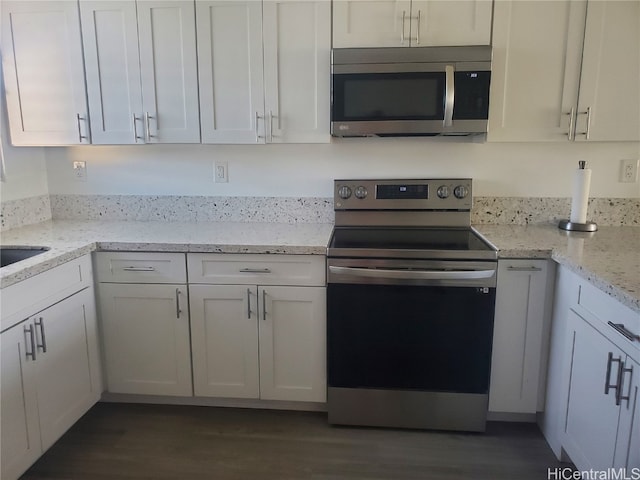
[0, 220, 334, 289]
[475, 224, 640, 314]
[1, 220, 638, 314]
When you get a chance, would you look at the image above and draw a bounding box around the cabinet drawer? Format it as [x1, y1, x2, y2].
[1, 255, 92, 333]
[95, 252, 186, 284]
[573, 278, 640, 361]
[187, 254, 325, 286]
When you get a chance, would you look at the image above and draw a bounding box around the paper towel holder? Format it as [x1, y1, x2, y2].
[558, 219, 598, 232]
[558, 160, 598, 232]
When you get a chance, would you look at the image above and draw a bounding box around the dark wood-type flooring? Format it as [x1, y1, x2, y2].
[21, 402, 568, 480]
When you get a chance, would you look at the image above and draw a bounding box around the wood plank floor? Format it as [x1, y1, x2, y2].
[21, 402, 568, 480]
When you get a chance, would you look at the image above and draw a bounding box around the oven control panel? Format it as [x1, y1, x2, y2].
[334, 179, 472, 210]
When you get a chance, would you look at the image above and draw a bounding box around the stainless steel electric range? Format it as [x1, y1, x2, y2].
[327, 178, 498, 432]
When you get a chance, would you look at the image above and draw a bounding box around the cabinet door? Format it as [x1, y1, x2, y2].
[197, 1, 265, 144]
[489, 260, 549, 414]
[98, 283, 192, 396]
[1, 1, 89, 145]
[35, 288, 102, 451]
[0, 321, 40, 480]
[189, 285, 259, 398]
[411, 0, 492, 46]
[488, 0, 585, 142]
[80, 1, 144, 145]
[259, 286, 326, 402]
[263, 1, 331, 143]
[332, 0, 411, 48]
[137, 0, 200, 143]
[614, 356, 640, 469]
[564, 310, 623, 470]
[575, 0, 640, 142]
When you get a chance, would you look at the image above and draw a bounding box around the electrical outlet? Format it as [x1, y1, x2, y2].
[620, 159, 639, 183]
[214, 161, 228, 183]
[73, 161, 87, 181]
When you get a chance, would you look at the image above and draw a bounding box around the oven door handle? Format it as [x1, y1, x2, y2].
[328, 266, 495, 281]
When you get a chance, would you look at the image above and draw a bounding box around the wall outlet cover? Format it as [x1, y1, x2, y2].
[214, 161, 228, 183]
[620, 159, 639, 183]
[73, 161, 87, 181]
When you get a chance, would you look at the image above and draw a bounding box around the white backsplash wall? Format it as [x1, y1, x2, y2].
[45, 140, 640, 198]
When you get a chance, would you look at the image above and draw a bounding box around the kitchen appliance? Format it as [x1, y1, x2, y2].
[331, 46, 491, 137]
[327, 178, 498, 432]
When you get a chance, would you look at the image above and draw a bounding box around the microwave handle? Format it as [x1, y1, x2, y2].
[444, 65, 454, 127]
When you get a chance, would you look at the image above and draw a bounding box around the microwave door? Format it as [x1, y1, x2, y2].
[331, 71, 447, 136]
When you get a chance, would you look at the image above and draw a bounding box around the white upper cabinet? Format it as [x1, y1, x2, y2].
[1, 1, 90, 145]
[332, 0, 492, 48]
[489, 0, 640, 142]
[197, 0, 330, 144]
[196, 1, 264, 144]
[263, 1, 331, 143]
[574, 0, 640, 142]
[80, 0, 200, 144]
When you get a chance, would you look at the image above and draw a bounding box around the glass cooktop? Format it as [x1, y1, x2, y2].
[328, 227, 497, 260]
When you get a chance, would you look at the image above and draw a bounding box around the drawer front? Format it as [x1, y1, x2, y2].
[188, 254, 325, 286]
[1, 255, 92, 332]
[573, 279, 640, 361]
[95, 252, 186, 284]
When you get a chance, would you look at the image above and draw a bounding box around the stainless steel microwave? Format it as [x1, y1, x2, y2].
[330, 46, 492, 137]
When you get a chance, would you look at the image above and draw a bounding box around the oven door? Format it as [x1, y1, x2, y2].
[327, 258, 497, 431]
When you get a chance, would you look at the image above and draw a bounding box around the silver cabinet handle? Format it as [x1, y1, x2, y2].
[76, 113, 88, 143]
[255, 112, 264, 142]
[565, 107, 576, 141]
[262, 290, 267, 321]
[175, 288, 182, 319]
[145, 112, 154, 142]
[239, 268, 272, 274]
[329, 265, 495, 280]
[575, 107, 591, 139]
[401, 11, 406, 44]
[443, 65, 455, 127]
[616, 362, 634, 407]
[24, 324, 36, 361]
[132, 113, 143, 143]
[247, 288, 252, 319]
[34, 317, 47, 353]
[269, 110, 277, 142]
[506, 266, 543, 272]
[416, 10, 421, 45]
[122, 266, 156, 272]
[605, 351, 623, 396]
[607, 321, 640, 342]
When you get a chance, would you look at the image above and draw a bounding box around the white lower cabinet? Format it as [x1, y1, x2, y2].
[1, 287, 101, 480]
[95, 252, 191, 396]
[188, 253, 327, 403]
[489, 259, 553, 415]
[97, 283, 192, 396]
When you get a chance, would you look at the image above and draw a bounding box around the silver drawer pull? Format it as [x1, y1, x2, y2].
[24, 324, 36, 361]
[34, 317, 47, 353]
[175, 288, 182, 319]
[122, 266, 156, 272]
[605, 352, 623, 396]
[507, 266, 543, 272]
[616, 363, 634, 407]
[239, 268, 272, 274]
[608, 321, 640, 342]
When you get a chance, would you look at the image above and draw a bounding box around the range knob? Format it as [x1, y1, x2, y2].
[355, 186, 368, 199]
[436, 185, 451, 199]
[453, 185, 469, 199]
[338, 185, 352, 199]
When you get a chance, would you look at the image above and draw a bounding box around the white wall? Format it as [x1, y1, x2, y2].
[45, 139, 640, 198]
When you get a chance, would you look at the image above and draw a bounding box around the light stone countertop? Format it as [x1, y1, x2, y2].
[1, 220, 638, 314]
[475, 224, 640, 314]
[0, 220, 334, 289]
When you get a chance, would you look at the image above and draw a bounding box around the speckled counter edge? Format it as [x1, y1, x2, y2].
[1, 195, 52, 231]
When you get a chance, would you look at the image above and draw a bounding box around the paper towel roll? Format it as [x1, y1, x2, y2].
[569, 165, 591, 224]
